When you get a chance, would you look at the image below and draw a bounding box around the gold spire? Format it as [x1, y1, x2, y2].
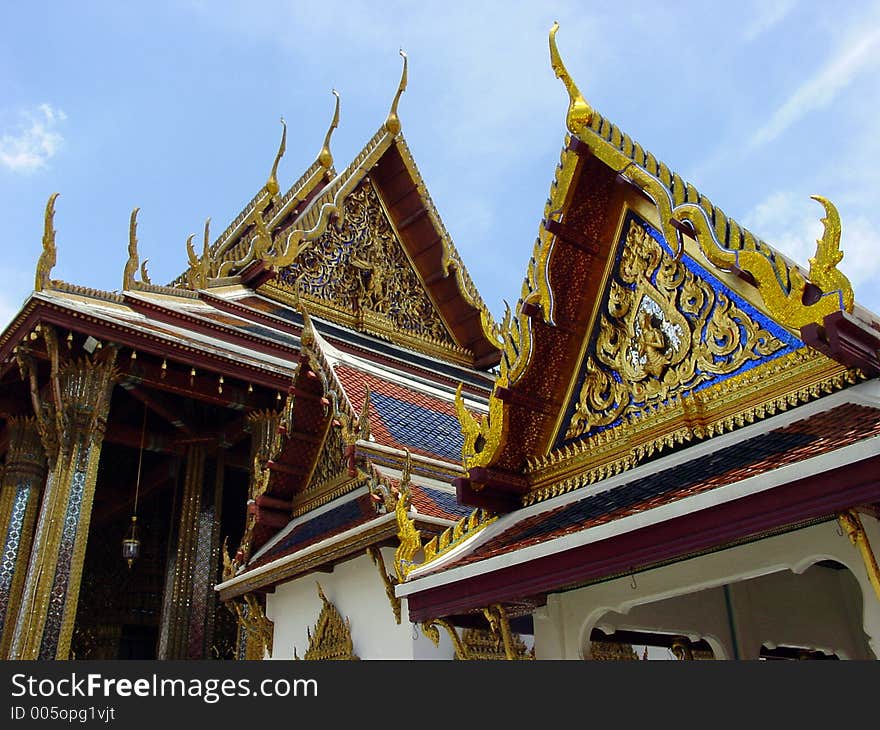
[549, 21, 593, 135]
[35, 193, 59, 292]
[266, 117, 287, 198]
[384, 49, 408, 135]
[317, 90, 340, 170]
[123, 207, 140, 290]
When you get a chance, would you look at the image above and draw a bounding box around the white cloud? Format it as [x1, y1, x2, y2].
[742, 0, 798, 42]
[743, 191, 880, 314]
[748, 26, 880, 149]
[0, 104, 67, 172]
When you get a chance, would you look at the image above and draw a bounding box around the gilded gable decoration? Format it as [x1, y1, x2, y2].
[550, 23, 854, 332]
[302, 419, 349, 499]
[296, 583, 358, 660]
[455, 24, 860, 480]
[275, 179, 457, 348]
[563, 215, 795, 442]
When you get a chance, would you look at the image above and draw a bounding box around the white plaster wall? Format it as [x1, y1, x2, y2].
[533, 520, 880, 659]
[266, 547, 451, 659]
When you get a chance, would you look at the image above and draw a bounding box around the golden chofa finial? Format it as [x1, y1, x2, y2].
[808, 195, 854, 313]
[123, 207, 141, 290]
[186, 217, 212, 290]
[384, 49, 408, 136]
[35, 192, 60, 292]
[549, 21, 593, 135]
[317, 90, 341, 170]
[266, 117, 287, 199]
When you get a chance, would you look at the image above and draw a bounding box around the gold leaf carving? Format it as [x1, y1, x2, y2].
[229, 593, 274, 659]
[297, 583, 358, 660]
[35, 193, 59, 292]
[548, 23, 854, 330]
[566, 219, 787, 441]
[276, 180, 455, 347]
[393, 478, 421, 583]
[306, 423, 349, 494]
[460, 628, 533, 660]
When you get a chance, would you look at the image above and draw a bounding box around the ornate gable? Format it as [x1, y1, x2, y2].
[270, 178, 464, 358]
[556, 211, 802, 447]
[295, 420, 354, 516]
[296, 583, 358, 660]
[453, 25, 868, 511]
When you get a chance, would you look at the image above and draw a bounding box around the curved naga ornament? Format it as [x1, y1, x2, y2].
[318, 90, 340, 170]
[268, 60, 408, 271]
[550, 24, 854, 331]
[265, 117, 287, 200]
[632, 178, 854, 330]
[35, 193, 60, 292]
[122, 207, 141, 290]
[455, 381, 506, 473]
[808, 195, 853, 313]
[393, 465, 422, 583]
[549, 21, 592, 135]
[185, 218, 212, 290]
[421, 618, 471, 660]
[222, 91, 342, 276]
[384, 49, 408, 136]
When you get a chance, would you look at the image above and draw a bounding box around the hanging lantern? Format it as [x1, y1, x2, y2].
[122, 404, 147, 569]
[122, 515, 140, 569]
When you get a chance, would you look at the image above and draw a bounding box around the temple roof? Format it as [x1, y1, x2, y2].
[156, 73, 501, 370]
[1, 284, 297, 390]
[398, 381, 880, 618]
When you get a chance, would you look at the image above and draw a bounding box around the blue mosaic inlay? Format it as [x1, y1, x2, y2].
[262, 499, 366, 561]
[370, 391, 464, 462]
[418, 486, 472, 519]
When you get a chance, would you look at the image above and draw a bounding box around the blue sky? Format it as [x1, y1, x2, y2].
[2, 1, 879, 329]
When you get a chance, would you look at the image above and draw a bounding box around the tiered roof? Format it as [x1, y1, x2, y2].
[3, 57, 501, 606]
